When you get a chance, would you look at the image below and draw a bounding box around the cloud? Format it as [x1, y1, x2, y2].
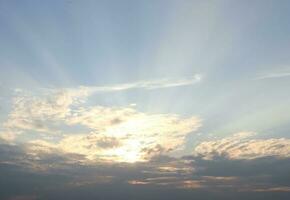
[86, 74, 202, 92]
[255, 72, 290, 80]
[26, 140, 58, 156]
[1, 84, 202, 163]
[2, 82, 290, 198]
[194, 132, 290, 160]
[3, 75, 201, 135]
[251, 187, 290, 192]
[96, 136, 121, 149]
[65, 106, 139, 131]
[0, 130, 18, 143]
[26, 110, 201, 163]
[6, 195, 38, 200]
[2, 86, 201, 163]
[1, 140, 290, 199]
[3, 88, 89, 133]
[128, 178, 204, 189]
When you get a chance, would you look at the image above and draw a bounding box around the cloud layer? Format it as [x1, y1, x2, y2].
[194, 132, 290, 160]
[1, 86, 201, 163]
[1, 84, 290, 199]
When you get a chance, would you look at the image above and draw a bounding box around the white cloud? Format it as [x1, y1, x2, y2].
[86, 74, 202, 93]
[194, 132, 290, 160]
[1, 79, 202, 163]
[26, 139, 58, 156]
[65, 106, 139, 131]
[3, 75, 201, 135]
[27, 111, 201, 163]
[0, 130, 18, 142]
[3, 87, 201, 163]
[4, 87, 89, 133]
[255, 72, 290, 80]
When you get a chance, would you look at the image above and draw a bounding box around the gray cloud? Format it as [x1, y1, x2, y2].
[1, 139, 290, 199]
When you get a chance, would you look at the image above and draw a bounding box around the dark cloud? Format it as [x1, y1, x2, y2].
[1, 140, 290, 199]
[6, 195, 38, 200]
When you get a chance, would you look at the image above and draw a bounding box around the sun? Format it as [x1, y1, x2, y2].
[84, 112, 199, 163]
[108, 139, 143, 163]
[114, 149, 140, 163]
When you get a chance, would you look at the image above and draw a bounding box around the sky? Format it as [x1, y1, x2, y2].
[0, 0, 290, 199]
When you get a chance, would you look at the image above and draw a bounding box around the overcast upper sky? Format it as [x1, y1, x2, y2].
[0, 1, 290, 200]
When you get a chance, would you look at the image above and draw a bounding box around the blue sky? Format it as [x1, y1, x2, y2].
[1, 0, 290, 142]
[0, 1, 290, 199]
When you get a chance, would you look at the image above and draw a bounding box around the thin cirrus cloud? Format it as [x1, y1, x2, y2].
[255, 71, 290, 80]
[86, 74, 202, 93]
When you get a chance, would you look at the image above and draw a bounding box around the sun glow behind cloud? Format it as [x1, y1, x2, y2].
[1, 78, 290, 197]
[25, 108, 201, 163]
[1, 79, 201, 163]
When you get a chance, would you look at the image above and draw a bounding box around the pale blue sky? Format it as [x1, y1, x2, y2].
[1, 0, 289, 141]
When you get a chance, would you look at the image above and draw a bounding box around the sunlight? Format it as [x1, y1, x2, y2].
[108, 139, 143, 163]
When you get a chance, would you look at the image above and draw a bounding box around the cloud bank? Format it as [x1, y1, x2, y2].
[1, 83, 290, 199]
[194, 132, 290, 160]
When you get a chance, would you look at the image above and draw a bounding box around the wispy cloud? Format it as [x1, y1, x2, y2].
[255, 72, 290, 80]
[86, 74, 202, 93]
[251, 187, 290, 192]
